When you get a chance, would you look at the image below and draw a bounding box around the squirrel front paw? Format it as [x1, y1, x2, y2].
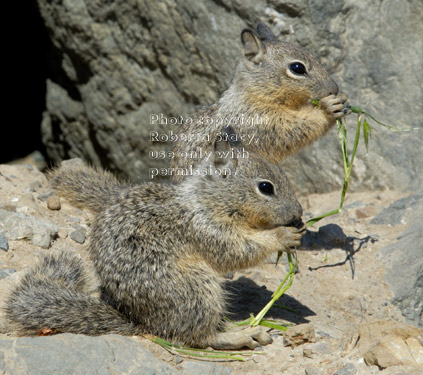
[320, 94, 351, 120]
[207, 326, 273, 350]
[274, 226, 303, 253]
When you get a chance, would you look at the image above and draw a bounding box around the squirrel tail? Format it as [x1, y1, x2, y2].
[5, 251, 140, 336]
[48, 158, 126, 213]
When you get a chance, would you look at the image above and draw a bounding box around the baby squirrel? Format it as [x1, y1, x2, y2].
[6, 127, 304, 350]
[172, 23, 350, 180]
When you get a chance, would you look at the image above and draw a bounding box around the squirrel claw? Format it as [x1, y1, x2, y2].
[320, 94, 351, 120]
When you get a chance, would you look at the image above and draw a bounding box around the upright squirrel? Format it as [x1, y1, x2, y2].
[172, 23, 349, 180]
[6, 128, 303, 349]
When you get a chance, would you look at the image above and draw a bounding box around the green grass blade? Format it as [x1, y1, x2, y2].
[258, 321, 289, 331]
[350, 105, 417, 132]
[251, 253, 296, 326]
[151, 337, 257, 361]
[363, 117, 371, 153]
[348, 114, 362, 172]
[336, 119, 349, 175]
[349, 105, 364, 114]
[306, 208, 341, 226]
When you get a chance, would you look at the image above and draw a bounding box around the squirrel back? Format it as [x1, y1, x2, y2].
[48, 158, 126, 214]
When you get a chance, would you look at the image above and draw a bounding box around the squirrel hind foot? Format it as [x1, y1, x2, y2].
[206, 326, 272, 350]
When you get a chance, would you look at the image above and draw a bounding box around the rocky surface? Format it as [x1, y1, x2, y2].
[0, 334, 232, 375]
[36, 0, 423, 191]
[1, 164, 423, 375]
[376, 193, 423, 328]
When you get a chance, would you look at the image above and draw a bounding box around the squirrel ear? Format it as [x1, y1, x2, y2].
[241, 29, 265, 65]
[212, 126, 239, 179]
[256, 22, 275, 41]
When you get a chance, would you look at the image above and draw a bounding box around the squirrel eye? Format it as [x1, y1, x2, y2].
[289, 62, 307, 75]
[258, 181, 275, 196]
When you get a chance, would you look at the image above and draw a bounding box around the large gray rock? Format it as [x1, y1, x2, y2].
[370, 194, 423, 226]
[0, 334, 232, 375]
[37, 0, 423, 191]
[377, 193, 423, 327]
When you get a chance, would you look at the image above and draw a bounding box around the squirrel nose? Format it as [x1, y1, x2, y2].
[287, 217, 304, 229]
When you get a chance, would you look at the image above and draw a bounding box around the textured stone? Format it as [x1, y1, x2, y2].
[283, 323, 315, 347]
[36, 0, 423, 192]
[47, 195, 61, 211]
[0, 209, 58, 249]
[370, 194, 423, 225]
[15, 194, 39, 212]
[364, 334, 418, 369]
[0, 334, 233, 375]
[0, 233, 8, 251]
[358, 320, 423, 369]
[355, 204, 379, 219]
[406, 337, 423, 366]
[376, 194, 423, 327]
[37, 191, 55, 202]
[181, 361, 232, 375]
[333, 363, 356, 375]
[0, 268, 16, 280]
[303, 342, 331, 358]
[304, 365, 321, 375]
[69, 230, 85, 244]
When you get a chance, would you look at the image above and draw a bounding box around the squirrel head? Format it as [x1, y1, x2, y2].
[233, 23, 338, 110]
[188, 126, 303, 230]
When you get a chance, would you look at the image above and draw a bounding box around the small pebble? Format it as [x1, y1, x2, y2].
[0, 268, 16, 280]
[305, 365, 321, 375]
[47, 195, 61, 211]
[283, 323, 315, 347]
[58, 229, 68, 239]
[70, 230, 86, 244]
[333, 363, 356, 375]
[173, 355, 183, 365]
[0, 233, 9, 251]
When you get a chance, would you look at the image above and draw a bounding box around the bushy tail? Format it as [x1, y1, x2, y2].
[48, 158, 127, 213]
[5, 251, 141, 336]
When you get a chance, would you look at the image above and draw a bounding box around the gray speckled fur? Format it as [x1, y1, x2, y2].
[6, 135, 303, 348]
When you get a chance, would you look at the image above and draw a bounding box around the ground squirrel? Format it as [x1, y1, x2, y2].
[6, 128, 304, 349]
[172, 23, 349, 180]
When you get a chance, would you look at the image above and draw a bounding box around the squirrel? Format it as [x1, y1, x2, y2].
[171, 23, 350, 181]
[5, 127, 304, 350]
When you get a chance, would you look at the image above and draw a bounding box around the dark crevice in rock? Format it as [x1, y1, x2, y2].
[1, 0, 50, 164]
